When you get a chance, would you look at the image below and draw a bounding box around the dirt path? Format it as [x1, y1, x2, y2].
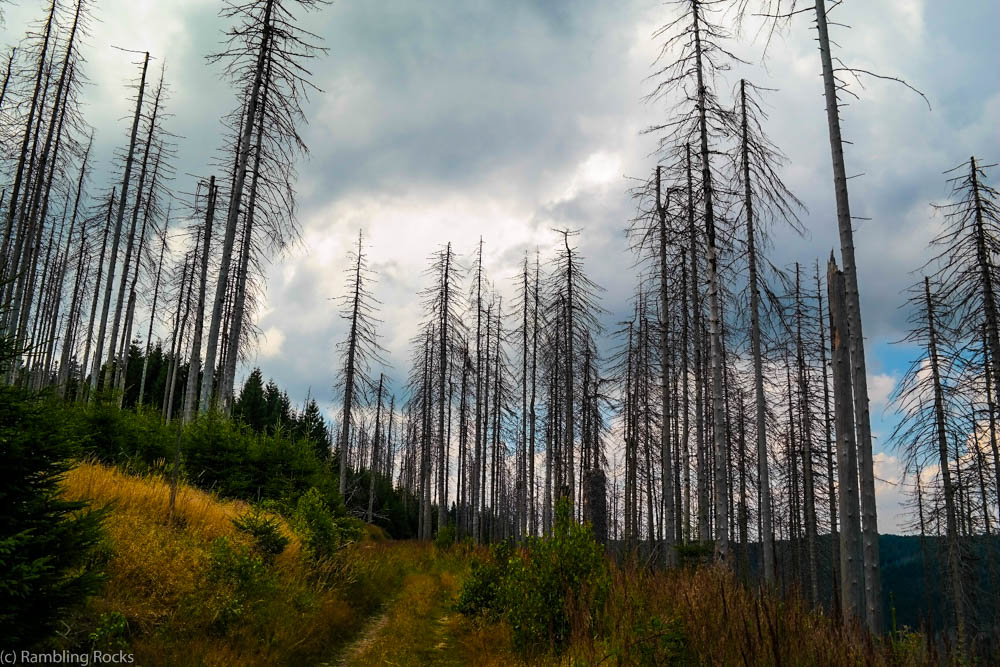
[333, 601, 394, 666]
[336, 569, 463, 665]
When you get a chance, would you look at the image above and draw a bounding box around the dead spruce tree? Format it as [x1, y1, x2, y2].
[88, 50, 149, 399]
[418, 242, 465, 536]
[727, 77, 805, 584]
[334, 230, 384, 500]
[541, 230, 604, 525]
[647, 0, 740, 562]
[890, 276, 969, 652]
[182, 177, 217, 423]
[208, 0, 329, 412]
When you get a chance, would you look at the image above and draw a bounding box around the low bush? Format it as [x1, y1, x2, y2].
[456, 498, 609, 653]
[293, 487, 363, 561]
[233, 508, 289, 561]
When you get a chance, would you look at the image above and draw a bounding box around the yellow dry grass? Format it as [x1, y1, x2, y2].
[57, 461, 391, 666]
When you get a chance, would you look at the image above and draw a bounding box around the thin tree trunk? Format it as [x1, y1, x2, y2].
[138, 213, 170, 406]
[182, 178, 216, 423]
[80, 193, 115, 401]
[338, 231, 364, 498]
[89, 52, 150, 400]
[923, 276, 967, 650]
[741, 81, 776, 583]
[656, 168, 677, 564]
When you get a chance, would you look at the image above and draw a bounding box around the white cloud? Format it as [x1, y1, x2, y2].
[868, 372, 898, 409]
[257, 327, 286, 360]
[873, 452, 910, 534]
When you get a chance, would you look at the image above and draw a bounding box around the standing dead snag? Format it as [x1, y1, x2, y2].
[828, 255, 862, 624]
[89, 51, 149, 399]
[182, 177, 217, 424]
[729, 77, 805, 583]
[334, 230, 383, 500]
[813, 0, 881, 629]
[889, 276, 970, 651]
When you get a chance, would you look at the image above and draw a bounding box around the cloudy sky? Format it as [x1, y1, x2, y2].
[3, 0, 997, 532]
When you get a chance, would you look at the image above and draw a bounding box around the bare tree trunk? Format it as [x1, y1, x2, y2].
[741, 83, 776, 583]
[984, 329, 1000, 518]
[138, 215, 170, 406]
[437, 245, 451, 534]
[209, 0, 275, 410]
[57, 135, 93, 394]
[338, 231, 364, 498]
[529, 254, 540, 536]
[563, 236, 576, 511]
[367, 373, 384, 523]
[691, 5, 729, 563]
[89, 52, 150, 400]
[970, 157, 1000, 404]
[472, 240, 484, 542]
[923, 276, 967, 650]
[182, 178, 216, 423]
[815, 0, 880, 630]
[795, 264, 819, 604]
[166, 237, 198, 423]
[656, 168, 677, 564]
[817, 265, 841, 617]
[107, 70, 163, 392]
[80, 194, 115, 401]
[828, 256, 863, 624]
[0, 2, 54, 285]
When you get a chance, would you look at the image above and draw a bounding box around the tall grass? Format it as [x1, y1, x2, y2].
[454, 558, 934, 665]
[56, 461, 420, 665]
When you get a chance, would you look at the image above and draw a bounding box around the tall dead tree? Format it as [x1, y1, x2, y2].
[182, 177, 217, 423]
[210, 0, 329, 411]
[890, 276, 969, 650]
[334, 230, 383, 499]
[89, 51, 149, 399]
[828, 255, 863, 624]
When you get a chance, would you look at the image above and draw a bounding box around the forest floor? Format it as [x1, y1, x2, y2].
[332, 565, 465, 666]
[54, 461, 942, 665]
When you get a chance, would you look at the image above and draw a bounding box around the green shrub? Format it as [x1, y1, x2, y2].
[232, 508, 289, 560]
[455, 540, 514, 620]
[434, 523, 456, 550]
[0, 386, 107, 648]
[89, 611, 129, 652]
[76, 401, 173, 469]
[207, 537, 276, 630]
[292, 488, 361, 561]
[456, 498, 609, 653]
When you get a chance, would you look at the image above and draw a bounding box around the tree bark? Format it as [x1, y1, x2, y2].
[815, 0, 880, 630]
[828, 257, 863, 624]
[182, 178, 216, 423]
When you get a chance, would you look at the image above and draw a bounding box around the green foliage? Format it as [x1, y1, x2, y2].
[0, 386, 107, 648]
[630, 615, 687, 665]
[434, 523, 456, 550]
[292, 488, 362, 561]
[88, 612, 129, 652]
[232, 508, 289, 561]
[207, 537, 277, 631]
[455, 540, 514, 620]
[675, 541, 714, 568]
[74, 401, 173, 469]
[457, 498, 609, 653]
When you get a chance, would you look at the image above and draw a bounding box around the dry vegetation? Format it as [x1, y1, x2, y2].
[57, 462, 410, 665]
[56, 462, 935, 665]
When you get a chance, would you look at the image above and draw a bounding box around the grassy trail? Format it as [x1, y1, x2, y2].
[334, 559, 465, 666]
